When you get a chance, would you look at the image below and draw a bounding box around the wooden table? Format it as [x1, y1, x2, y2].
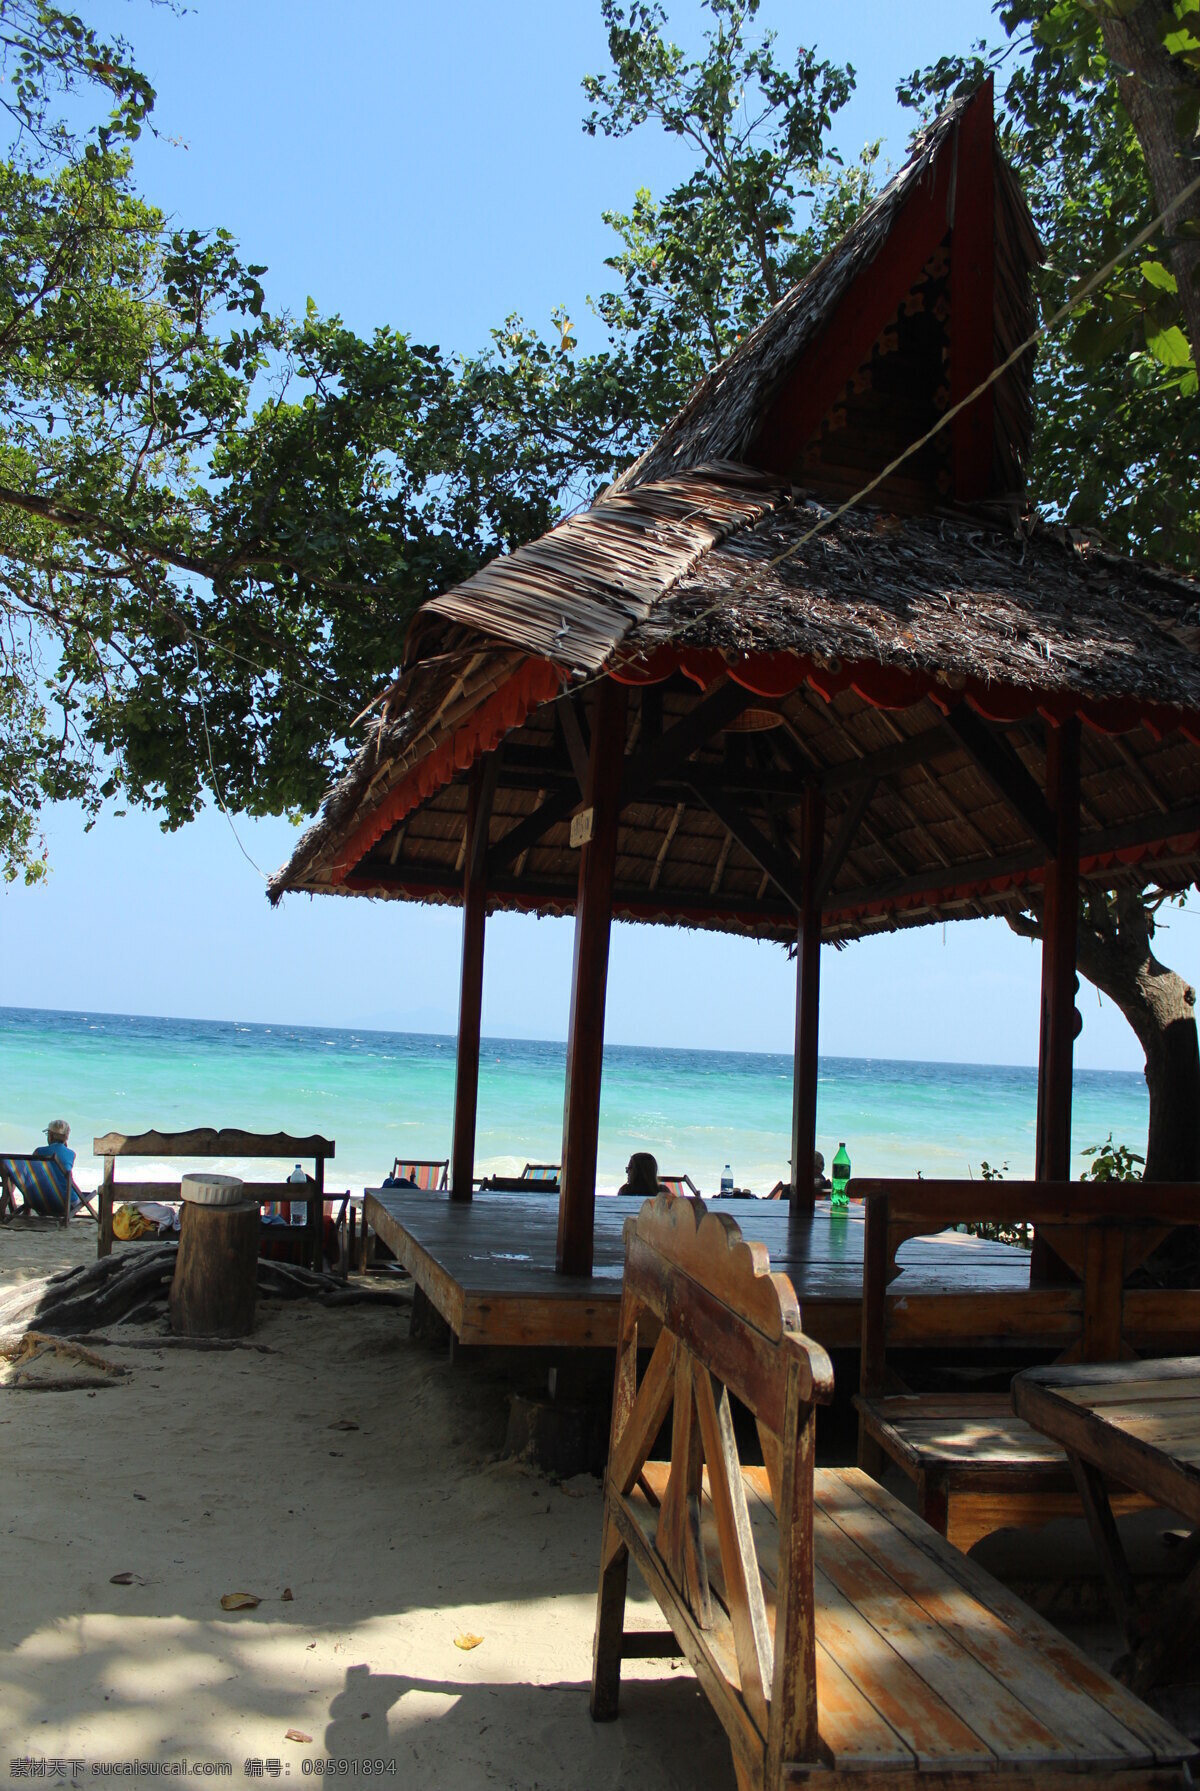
[1013, 1357, 1200, 1693]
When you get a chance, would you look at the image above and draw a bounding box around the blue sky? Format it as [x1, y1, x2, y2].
[3, 0, 1189, 1070]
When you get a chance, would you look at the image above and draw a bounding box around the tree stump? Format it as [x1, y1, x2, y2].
[170, 1177, 259, 1338]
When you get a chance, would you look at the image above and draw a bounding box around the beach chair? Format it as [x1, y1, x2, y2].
[477, 1162, 562, 1193]
[658, 1173, 699, 1198]
[389, 1158, 449, 1191]
[0, 1152, 97, 1225]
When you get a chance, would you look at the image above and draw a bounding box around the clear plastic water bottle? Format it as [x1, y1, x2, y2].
[831, 1143, 851, 1212]
[288, 1162, 307, 1226]
[720, 1163, 734, 1197]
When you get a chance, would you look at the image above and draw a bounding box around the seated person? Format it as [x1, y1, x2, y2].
[1, 1119, 86, 1220]
[618, 1152, 662, 1198]
[813, 1150, 832, 1196]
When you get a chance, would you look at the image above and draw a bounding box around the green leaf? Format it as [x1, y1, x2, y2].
[1140, 259, 1178, 292]
[1146, 323, 1194, 367]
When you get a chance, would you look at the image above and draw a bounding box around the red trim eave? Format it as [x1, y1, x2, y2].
[608, 645, 1200, 742]
[823, 827, 1200, 931]
[330, 657, 564, 887]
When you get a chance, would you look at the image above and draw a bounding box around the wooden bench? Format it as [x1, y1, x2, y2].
[591, 1192, 1195, 1790]
[855, 1179, 1200, 1548]
[94, 1128, 336, 1271]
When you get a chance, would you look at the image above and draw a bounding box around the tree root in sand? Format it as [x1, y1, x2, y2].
[0, 1243, 412, 1345]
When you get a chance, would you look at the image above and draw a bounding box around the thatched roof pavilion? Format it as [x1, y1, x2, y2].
[272, 83, 1200, 1278]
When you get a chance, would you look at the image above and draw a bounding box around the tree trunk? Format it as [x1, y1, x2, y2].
[1072, 891, 1200, 1181]
[1101, 2, 1200, 364]
[1010, 888, 1200, 1179]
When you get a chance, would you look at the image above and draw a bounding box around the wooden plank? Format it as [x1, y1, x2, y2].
[811, 1559, 997, 1767]
[361, 1188, 1042, 1353]
[765, 1366, 817, 1776]
[1026, 1357, 1200, 1391]
[655, 1354, 714, 1632]
[93, 1128, 334, 1158]
[610, 1330, 677, 1497]
[1060, 1374, 1200, 1408]
[691, 1363, 772, 1736]
[812, 1501, 1076, 1763]
[1083, 1224, 1128, 1361]
[1070, 1454, 1140, 1647]
[860, 1404, 1069, 1470]
[830, 1469, 1192, 1763]
[1015, 1376, 1200, 1526]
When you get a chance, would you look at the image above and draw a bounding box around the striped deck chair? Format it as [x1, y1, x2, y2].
[390, 1158, 449, 1191]
[521, 1163, 560, 1185]
[659, 1173, 700, 1198]
[0, 1153, 96, 1223]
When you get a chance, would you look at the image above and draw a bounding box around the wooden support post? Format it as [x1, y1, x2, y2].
[307, 1155, 325, 1272]
[99, 1157, 115, 1259]
[1036, 718, 1081, 1184]
[451, 758, 497, 1202]
[558, 679, 627, 1277]
[790, 785, 824, 1221]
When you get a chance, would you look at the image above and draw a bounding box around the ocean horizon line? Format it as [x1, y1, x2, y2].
[0, 1002, 1145, 1083]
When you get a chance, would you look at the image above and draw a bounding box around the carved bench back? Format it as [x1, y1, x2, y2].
[608, 1193, 834, 1767]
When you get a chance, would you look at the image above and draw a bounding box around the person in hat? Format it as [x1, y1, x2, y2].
[0, 1119, 85, 1221]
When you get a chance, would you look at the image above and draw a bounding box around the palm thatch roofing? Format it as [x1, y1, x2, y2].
[270, 86, 1200, 945]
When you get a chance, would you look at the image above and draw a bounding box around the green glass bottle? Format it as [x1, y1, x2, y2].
[830, 1142, 851, 1211]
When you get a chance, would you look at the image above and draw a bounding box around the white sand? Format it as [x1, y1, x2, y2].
[0, 1223, 732, 1790]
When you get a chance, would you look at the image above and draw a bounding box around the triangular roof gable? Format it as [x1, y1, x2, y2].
[615, 80, 1038, 508]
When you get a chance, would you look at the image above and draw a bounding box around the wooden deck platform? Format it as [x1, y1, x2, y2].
[365, 1189, 1034, 1351]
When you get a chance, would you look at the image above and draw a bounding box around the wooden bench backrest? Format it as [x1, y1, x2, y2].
[859, 1178, 1200, 1396]
[93, 1128, 336, 1214]
[610, 1193, 834, 1766]
[94, 1128, 334, 1160]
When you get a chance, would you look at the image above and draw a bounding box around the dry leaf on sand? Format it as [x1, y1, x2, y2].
[454, 1633, 484, 1651]
[220, 1592, 261, 1611]
[285, 1729, 313, 1744]
[109, 1571, 142, 1586]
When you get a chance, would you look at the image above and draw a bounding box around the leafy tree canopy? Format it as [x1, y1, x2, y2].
[0, 0, 861, 882]
[3, 0, 1198, 893]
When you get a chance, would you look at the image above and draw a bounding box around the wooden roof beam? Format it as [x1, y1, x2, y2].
[686, 777, 805, 912]
[556, 693, 591, 792]
[820, 721, 957, 794]
[622, 678, 754, 804]
[943, 707, 1056, 853]
[487, 783, 579, 874]
[818, 780, 877, 903]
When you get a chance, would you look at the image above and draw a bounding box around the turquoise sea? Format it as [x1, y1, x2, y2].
[0, 1005, 1150, 1196]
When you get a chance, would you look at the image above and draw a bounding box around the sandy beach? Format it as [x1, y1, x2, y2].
[0, 1221, 731, 1791]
